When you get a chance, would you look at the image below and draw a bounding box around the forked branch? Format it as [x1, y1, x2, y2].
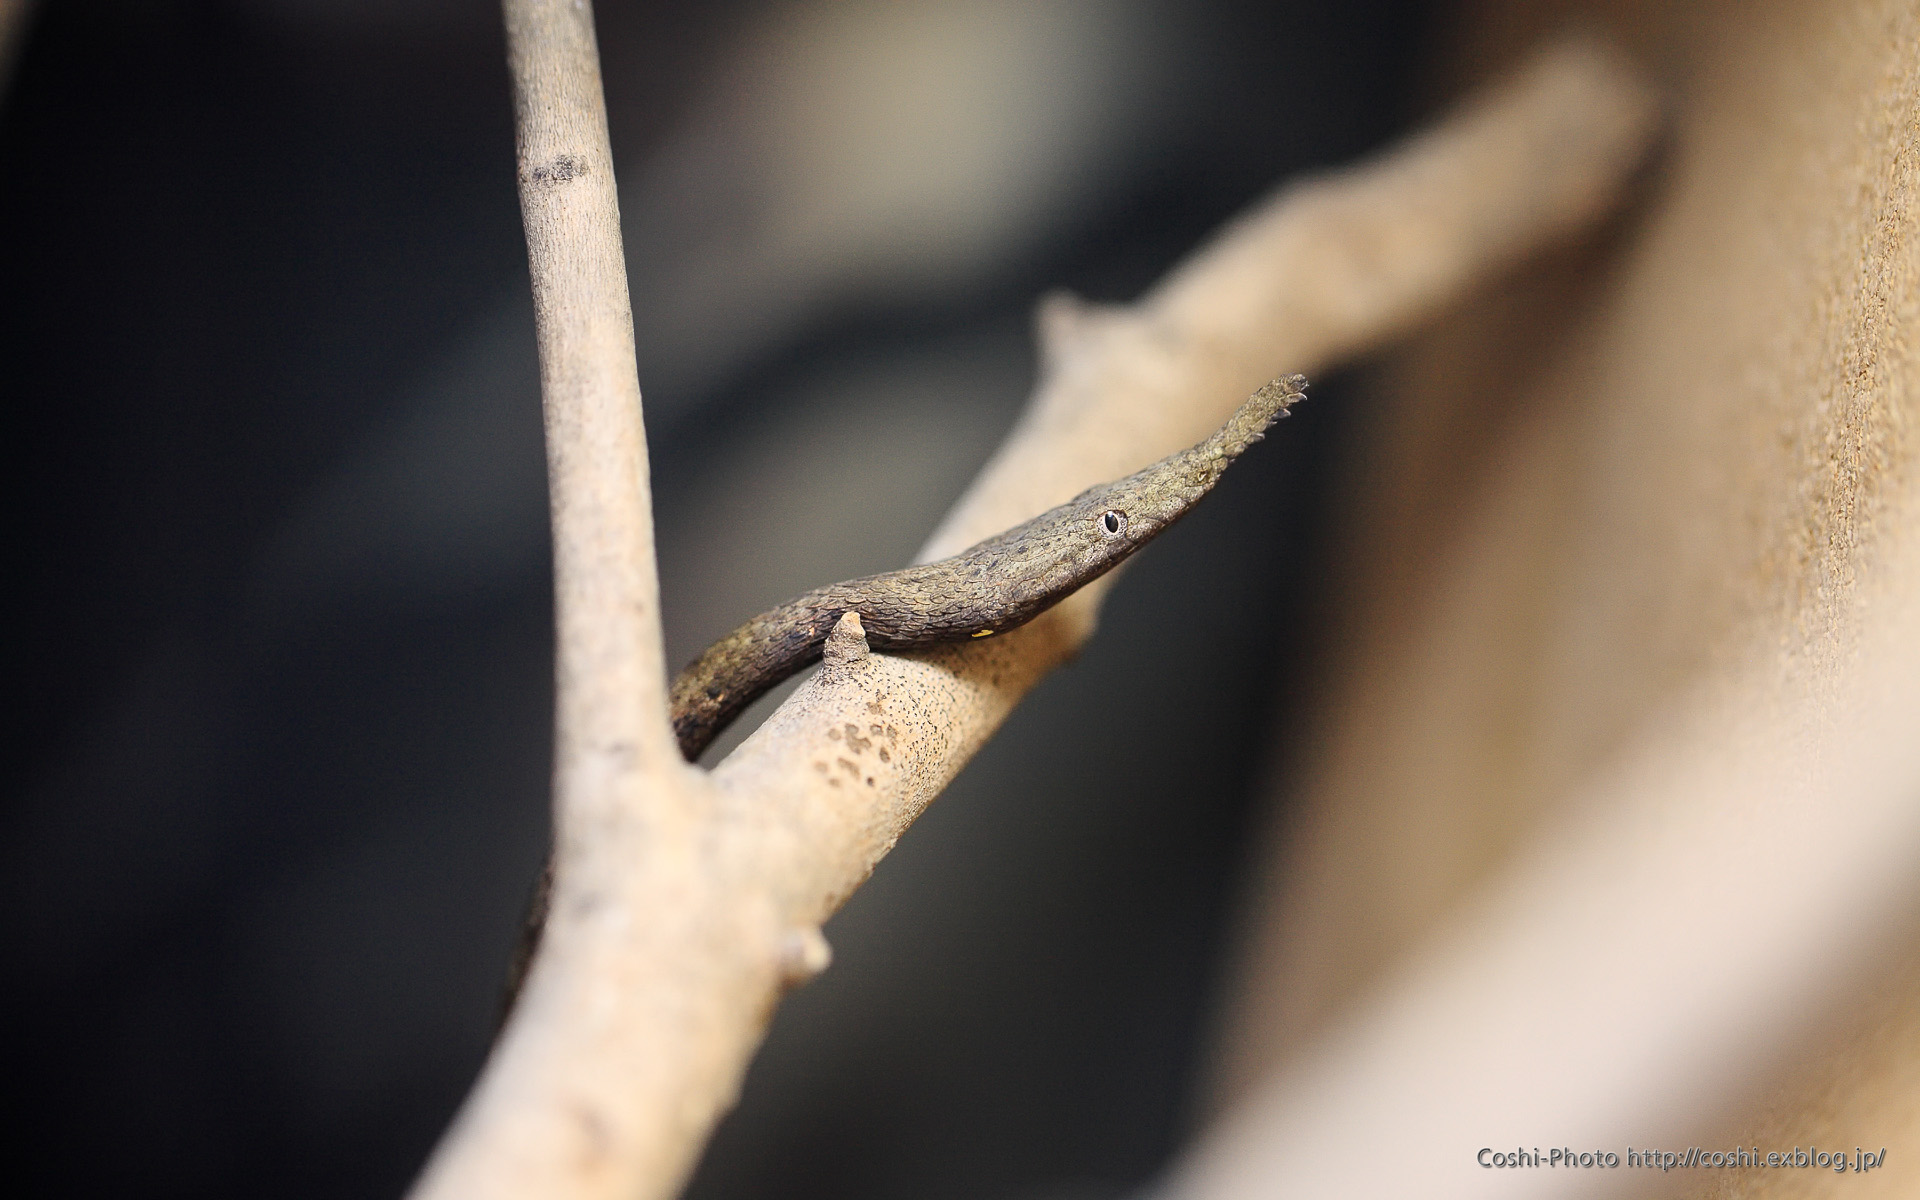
[412, 16, 1658, 1200]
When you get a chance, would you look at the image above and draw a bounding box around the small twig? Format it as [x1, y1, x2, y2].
[412, 29, 1658, 1200]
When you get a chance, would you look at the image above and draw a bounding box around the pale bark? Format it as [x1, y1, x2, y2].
[412, 4, 727, 1197]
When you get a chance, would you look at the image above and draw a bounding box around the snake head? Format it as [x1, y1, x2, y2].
[1063, 374, 1306, 562]
[958, 376, 1306, 614]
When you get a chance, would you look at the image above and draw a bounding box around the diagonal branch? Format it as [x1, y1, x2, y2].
[710, 37, 1660, 929]
[413, 25, 1658, 1200]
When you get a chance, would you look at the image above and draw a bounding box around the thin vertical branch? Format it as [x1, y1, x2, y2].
[412, 3, 726, 1198]
[508, 0, 673, 781]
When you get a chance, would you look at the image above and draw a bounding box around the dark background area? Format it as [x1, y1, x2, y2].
[0, 1, 1429, 1196]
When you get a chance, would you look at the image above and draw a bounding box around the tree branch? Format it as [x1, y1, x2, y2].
[710, 36, 1659, 925]
[412, 3, 728, 1198]
[412, 28, 1657, 1200]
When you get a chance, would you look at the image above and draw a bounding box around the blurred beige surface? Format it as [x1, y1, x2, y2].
[1203, 0, 1920, 1194]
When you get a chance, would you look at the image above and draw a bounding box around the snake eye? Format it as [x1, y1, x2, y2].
[1099, 510, 1127, 537]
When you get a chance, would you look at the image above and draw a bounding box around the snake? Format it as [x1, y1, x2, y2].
[668, 374, 1306, 760]
[506, 375, 1306, 1008]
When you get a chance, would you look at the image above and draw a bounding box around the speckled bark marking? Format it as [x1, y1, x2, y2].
[667, 376, 1306, 760]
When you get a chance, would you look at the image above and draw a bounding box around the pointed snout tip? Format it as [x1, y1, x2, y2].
[1257, 373, 1309, 408]
[1233, 374, 1309, 438]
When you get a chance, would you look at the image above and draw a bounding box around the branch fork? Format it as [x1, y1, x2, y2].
[411, 14, 1659, 1199]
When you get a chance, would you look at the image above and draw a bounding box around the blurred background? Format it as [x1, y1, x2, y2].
[0, 1, 1433, 1196]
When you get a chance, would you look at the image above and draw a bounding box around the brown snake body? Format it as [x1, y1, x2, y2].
[669, 375, 1306, 760]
